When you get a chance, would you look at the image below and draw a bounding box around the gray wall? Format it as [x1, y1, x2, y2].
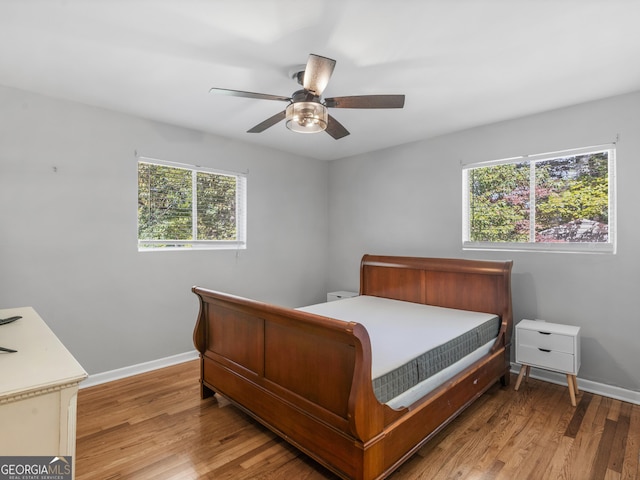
[2, 82, 638, 394]
[328, 91, 640, 393]
[0, 85, 329, 375]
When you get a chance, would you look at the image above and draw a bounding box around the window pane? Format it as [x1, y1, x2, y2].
[468, 162, 530, 242]
[463, 146, 614, 252]
[138, 163, 193, 241]
[196, 172, 237, 241]
[137, 158, 247, 250]
[535, 152, 609, 243]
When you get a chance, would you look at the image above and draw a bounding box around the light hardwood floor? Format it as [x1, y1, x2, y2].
[76, 360, 639, 480]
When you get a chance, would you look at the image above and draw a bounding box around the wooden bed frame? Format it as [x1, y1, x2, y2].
[192, 254, 513, 480]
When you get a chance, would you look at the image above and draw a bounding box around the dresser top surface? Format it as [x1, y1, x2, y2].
[517, 319, 580, 336]
[0, 307, 88, 399]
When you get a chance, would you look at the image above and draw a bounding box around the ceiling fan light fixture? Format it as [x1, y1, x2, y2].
[285, 102, 328, 134]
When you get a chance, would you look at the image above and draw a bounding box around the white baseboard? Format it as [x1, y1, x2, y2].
[80, 350, 199, 389]
[510, 363, 640, 405]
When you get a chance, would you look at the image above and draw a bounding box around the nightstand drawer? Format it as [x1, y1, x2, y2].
[518, 329, 574, 353]
[516, 345, 575, 373]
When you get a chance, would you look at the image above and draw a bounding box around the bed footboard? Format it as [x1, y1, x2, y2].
[192, 287, 385, 479]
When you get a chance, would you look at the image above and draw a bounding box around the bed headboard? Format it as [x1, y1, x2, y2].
[360, 254, 513, 325]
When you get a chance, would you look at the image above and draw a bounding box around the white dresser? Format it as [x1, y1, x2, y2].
[515, 319, 581, 406]
[0, 307, 87, 466]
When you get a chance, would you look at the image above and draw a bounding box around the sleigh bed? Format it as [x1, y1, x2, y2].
[192, 254, 513, 480]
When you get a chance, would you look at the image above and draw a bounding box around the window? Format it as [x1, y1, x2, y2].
[137, 158, 246, 250]
[462, 145, 615, 253]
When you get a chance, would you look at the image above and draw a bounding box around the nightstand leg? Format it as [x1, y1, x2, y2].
[572, 374, 579, 394]
[567, 374, 577, 407]
[515, 365, 530, 391]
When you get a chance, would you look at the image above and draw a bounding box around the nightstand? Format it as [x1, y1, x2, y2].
[515, 319, 581, 406]
[327, 291, 358, 302]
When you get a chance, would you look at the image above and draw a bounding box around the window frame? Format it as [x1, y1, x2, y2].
[137, 157, 247, 252]
[462, 145, 616, 254]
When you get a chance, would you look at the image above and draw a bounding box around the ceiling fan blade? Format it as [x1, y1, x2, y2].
[324, 94, 405, 109]
[210, 87, 291, 103]
[303, 54, 336, 96]
[247, 110, 287, 133]
[325, 115, 350, 140]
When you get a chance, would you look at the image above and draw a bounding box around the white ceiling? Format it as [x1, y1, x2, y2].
[1, 0, 639, 161]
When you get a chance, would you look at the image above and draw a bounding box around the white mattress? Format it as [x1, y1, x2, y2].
[299, 295, 498, 408]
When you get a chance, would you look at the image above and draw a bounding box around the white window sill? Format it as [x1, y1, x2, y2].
[463, 241, 615, 255]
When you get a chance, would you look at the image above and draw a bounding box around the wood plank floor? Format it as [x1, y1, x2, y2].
[76, 360, 640, 480]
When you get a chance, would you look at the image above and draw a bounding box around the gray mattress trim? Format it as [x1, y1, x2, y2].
[372, 316, 500, 403]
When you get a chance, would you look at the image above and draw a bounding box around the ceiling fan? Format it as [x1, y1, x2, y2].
[209, 54, 405, 140]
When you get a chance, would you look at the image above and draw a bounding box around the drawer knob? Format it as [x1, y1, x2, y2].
[538, 331, 551, 335]
[538, 348, 551, 353]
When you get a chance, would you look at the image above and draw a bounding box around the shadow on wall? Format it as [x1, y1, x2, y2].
[580, 336, 639, 392]
[511, 271, 538, 325]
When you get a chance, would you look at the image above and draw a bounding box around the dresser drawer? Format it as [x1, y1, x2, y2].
[516, 344, 575, 373]
[518, 329, 574, 353]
